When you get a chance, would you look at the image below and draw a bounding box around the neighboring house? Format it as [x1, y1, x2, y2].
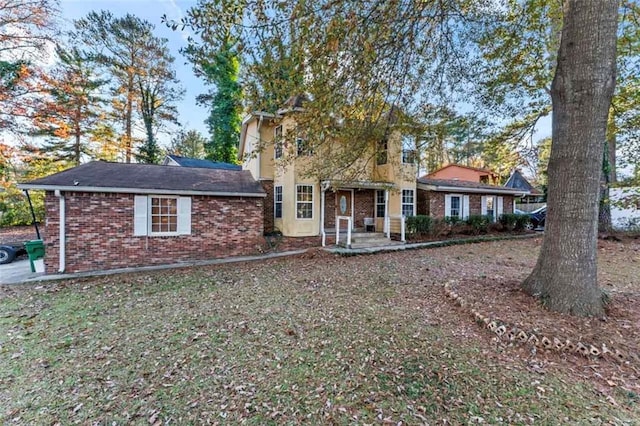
[162, 154, 242, 170]
[426, 164, 500, 185]
[504, 169, 545, 205]
[610, 186, 640, 230]
[19, 161, 265, 274]
[416, 177, 528, 221]
[238, 105, 418, 244]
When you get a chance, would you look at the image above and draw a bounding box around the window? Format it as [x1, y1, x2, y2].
[401, 136, 416, 164]
[296, 185, 313, 219]
[134, 195, 191, 236]
[151, 197, 177, 233]
[402, 149, 416, 164]
[377, 138, 388, 165]
[402, 189, 414, 217]
[296, 137, 312, 156]
[376, 190, 386, 218]
[445, 194, 469, 220]
[450, 196, 461, 218]
[486, 196, 495, 221]
[274, 186, 283, 219]
[274, 125, 283, 159]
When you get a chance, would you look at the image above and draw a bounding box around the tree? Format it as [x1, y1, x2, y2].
[168, 129, 207, 159]
[171, 0, 243, 163]
[136, 37, 183, 164]
[31, 44, 106, 165]
[74, 11, 179, 163]
[0, 0, 59, 132]
[522, 0, 618, 316]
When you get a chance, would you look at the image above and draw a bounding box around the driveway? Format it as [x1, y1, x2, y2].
[0, 257, 43, 284]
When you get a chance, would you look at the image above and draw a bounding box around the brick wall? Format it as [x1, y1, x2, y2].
[353, 189, 375, 228]
[324, 191, 336, 229]
[418, 190, 515, 218]
[417, 189, 430, 215]
[44, 191, 264, 274]
[261, 180, 275, 234]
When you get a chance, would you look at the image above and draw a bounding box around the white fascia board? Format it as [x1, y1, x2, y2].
[18, 184, 267, 198]
[417, 182, 529, 196]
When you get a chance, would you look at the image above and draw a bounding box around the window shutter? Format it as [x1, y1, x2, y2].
[463, 195, 470, 220]
[134, 195, 148, 236]
[481, 196, 487, 216]
[177, 197, 192, 235]
[497, 196, 504, 217]
[444, 194, 451, 217]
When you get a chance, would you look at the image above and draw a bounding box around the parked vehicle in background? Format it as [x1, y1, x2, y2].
[0, 242, 26, 264]
[524, 206, 547, 230]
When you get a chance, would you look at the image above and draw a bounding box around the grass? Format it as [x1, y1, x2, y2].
[1, 239, 638, 424]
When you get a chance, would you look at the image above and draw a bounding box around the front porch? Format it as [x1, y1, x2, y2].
[319, 180, 407, 248]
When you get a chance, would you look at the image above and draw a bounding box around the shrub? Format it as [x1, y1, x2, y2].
[406, 215, 432, 235]
[514, 214, 532, 231]
[444, 216, 462, 226]
[499, 213, 518, 230]
[466, 214, 491, 234]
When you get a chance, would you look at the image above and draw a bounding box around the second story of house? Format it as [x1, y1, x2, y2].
[426, 164, 500, 185]
[238, 109, 418, 189]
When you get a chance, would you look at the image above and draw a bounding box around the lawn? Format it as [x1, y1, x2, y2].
[1, 238, 639, 424]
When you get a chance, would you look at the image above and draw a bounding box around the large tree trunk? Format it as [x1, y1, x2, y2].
[522, 0, 618, 317]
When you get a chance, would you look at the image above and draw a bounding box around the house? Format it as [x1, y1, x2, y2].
[18, 161, 265, 274]
[416, 177, 528, 221]
[238, 106, 418, 246]
[426, 164, 500, 185]
[162, 154, 242, 170]
[504, 169, 545, 207]
[610, 186, 640, 230]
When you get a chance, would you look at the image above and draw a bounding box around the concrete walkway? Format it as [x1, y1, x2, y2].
[0, 233, 540, 286]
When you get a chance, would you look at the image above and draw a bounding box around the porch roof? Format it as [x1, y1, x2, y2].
[321, 179, 396, 190]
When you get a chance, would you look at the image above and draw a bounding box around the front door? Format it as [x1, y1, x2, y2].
[336, 190, 353, 230]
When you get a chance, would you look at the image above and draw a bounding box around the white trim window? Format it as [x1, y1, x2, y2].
[375, 190, 386, 218]
[274, 185, 283, 219]
[134, 195, 191, 236]
[401, 189, 415, 217]
[296, 137, 312, 156]
[296, 185, 313, 219]
[445, 194, 469, 220]
[274, 125, 283, 159]
[482, 195, 504, 221]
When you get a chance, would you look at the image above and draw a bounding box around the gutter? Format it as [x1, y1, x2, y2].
[417, 183, 528, 196]
[18, 184, 267, 198]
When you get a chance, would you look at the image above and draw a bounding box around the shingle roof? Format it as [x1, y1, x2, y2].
[417, 177, 528, 195]
[165, 154, 241, 170]
[19, 161, 265, 196]
[504, 169, 543, 194]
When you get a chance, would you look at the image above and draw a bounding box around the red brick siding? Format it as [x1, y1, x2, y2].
[324, 191, 336, 229]
[43, 191, 264, 274]
[417, 190, 515, 218]
[261, 180, 275, 234]
[417, 189, 430, 216]
[353, 190, 375, 228]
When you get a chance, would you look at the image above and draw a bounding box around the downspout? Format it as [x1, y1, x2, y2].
[55, 190, 65, 273]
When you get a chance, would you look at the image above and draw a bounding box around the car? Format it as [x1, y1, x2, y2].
[514, 208, 526, 215]
[0, 242, 27, 265]
[524, 206, 546, 230]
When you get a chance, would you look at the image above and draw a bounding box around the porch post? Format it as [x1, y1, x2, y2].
[384, 189, 390, 238]
[320, 184, 326, 246]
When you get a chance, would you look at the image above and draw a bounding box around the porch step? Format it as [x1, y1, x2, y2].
[336, 232, 404, 249]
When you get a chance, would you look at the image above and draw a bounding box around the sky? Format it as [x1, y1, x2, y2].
[60, 0, 210, 139]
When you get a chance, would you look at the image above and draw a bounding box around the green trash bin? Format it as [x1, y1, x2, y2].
[24, 239, 45, 273]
